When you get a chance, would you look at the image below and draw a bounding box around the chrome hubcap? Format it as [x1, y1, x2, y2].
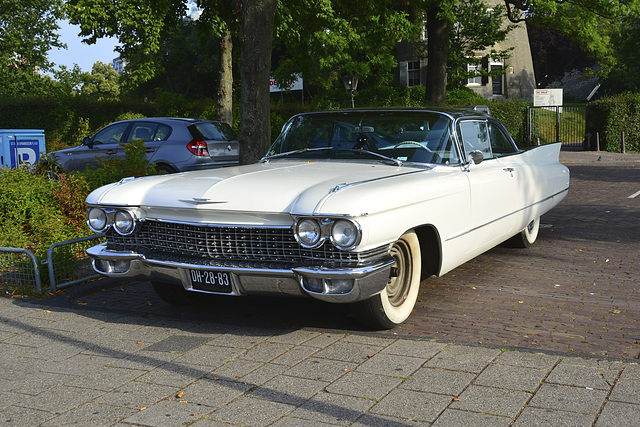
[387, 240, 412, 307]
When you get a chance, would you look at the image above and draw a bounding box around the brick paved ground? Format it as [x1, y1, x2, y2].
[70, 149, 640, 359]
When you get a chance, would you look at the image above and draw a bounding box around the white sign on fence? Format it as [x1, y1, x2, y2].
[269, 75, 303, 93]
[534, 89, 563, 107]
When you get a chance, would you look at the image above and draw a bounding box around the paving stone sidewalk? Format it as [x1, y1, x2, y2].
[1, 296, 639, 426]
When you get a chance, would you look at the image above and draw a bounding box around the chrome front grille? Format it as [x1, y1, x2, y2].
[105, 220, 387, 267]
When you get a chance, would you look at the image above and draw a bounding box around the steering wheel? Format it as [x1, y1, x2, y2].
[391, 141, 441, 163]
[392, 141, 433, 152]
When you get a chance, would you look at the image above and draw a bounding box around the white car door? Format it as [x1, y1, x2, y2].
[458, 119, 520, 252]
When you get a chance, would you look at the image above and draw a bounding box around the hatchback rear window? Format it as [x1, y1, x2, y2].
[190, 122, 237, 141]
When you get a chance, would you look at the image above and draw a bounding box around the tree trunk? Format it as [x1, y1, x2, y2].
[425, 4, 450, 105]
[217, 27, 233, 125]
[235, 0, 277, 164]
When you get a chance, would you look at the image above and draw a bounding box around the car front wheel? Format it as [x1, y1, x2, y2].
[352, 231, 422, 329]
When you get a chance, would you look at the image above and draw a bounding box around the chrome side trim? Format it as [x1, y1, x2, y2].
[445, 187, 570, 242]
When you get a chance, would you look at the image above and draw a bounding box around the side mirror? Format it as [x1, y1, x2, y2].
[82, 136, 93, 149]
[469, 150, 484, 165]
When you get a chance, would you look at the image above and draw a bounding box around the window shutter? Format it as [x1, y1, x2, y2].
[481, 57, 489, 86]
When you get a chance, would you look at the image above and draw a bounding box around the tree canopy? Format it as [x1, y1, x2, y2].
[443, 0, 515, 89]
[6, 0, 640, 158]
[0, 0, 66, 96]
[80, 61, 120, 100]
[515, 0, 640, 78]
[273, 0, 416, 90]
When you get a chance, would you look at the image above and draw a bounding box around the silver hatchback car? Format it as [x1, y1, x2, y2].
[51, 117, 240, 173]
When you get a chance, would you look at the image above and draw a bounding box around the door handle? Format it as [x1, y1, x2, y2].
[503, 167, 514, 176]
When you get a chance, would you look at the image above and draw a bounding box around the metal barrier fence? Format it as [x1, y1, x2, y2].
[0, 234, 104, 293]
[0, 248, 42, 292]
[527, 105, 587, 148]
[46, 234, 104, 291]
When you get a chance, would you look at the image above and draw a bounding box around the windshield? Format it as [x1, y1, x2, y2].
[266, 111, 460, 165]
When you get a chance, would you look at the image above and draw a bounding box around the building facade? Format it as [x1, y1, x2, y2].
[396, 0, 536, 102]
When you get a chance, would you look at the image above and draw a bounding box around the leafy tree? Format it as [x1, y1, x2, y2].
[80, 62, 120, 100]
[605, 13, 640, 92]
[422, 0, 457, 104]
[516, 1, 631, 78]
[412, 0, 640, 104]
[446, 0, 515, 89]
[273, 0, 416, 92]
[0, 0, 66, 96]
[198, 0, 236, 125]
[123, 19, 220, 99]
[52, 65, 86, 96]
[67, 0, 236, 123]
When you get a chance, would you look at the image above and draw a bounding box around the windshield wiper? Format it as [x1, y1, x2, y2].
[260, 147, 332, 162]
[260, 147, 402, 167]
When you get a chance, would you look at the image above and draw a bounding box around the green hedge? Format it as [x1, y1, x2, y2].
[487, 99, 529, 148]
[586, 93, 640, 153]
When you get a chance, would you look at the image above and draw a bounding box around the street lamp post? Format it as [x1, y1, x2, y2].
[340, 72, 359, 108]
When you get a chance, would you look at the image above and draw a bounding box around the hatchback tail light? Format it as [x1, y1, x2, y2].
[187, 139, 210, 156]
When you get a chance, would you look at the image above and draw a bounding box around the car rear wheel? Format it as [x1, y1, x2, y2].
[352, 231, 421, 329]
[152, 282, 202, 306]
[507, 216, 540, 248]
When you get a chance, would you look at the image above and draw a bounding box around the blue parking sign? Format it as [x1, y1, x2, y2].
[11, 138, 41, 166]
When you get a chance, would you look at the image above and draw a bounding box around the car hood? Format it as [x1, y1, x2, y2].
[87, 160, 434, 216]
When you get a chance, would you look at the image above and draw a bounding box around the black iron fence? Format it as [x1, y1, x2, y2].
[0, 234, 104, 293]
[527, 105, 587, 148]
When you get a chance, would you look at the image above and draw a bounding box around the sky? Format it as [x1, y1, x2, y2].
[48, 20, 120, 73]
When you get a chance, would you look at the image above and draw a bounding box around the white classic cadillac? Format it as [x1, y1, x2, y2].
[85, 109, 570, 329]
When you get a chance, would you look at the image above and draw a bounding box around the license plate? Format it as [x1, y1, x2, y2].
[189, 269, 232, 293]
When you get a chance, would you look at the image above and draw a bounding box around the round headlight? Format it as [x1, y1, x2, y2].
[296, 219, 321, 247]
[114, 209, 136, 235]
[331, 219, 359, 249]
[87, 208, 108, 232]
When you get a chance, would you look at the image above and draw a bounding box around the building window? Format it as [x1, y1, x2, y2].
[408, 61, 420, 87]
[466, 63, 482, 86]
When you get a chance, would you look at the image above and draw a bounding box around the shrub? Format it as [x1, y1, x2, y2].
[78, 139, 159, 190]
[445, 88, 487, 106]
[0, 166, 76, 258]
[587, 93, 640, 152]
[488, 99, 529, 147]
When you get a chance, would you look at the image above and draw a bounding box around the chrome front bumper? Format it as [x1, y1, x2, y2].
[86, 243, 394, 303]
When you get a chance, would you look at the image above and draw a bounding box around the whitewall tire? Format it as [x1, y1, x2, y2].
[352, 231, 422, 329]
